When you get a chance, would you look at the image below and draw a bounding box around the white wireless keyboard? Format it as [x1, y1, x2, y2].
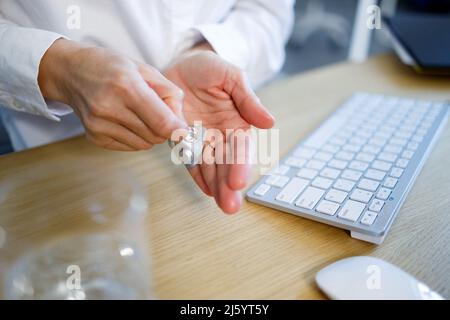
[247, 93, 449, 244]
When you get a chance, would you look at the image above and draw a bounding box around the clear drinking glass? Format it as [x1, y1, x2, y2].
[0, 159, 154, 300]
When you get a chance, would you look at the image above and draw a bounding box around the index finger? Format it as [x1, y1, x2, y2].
[131, 80, 187, 139]
[138, 64, 185, 120]
[226, 71, 275, 129]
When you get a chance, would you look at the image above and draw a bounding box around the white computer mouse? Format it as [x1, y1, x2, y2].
[315, 256, 444, 300]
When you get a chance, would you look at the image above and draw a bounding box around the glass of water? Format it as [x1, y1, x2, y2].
[0, 159, 154, 300]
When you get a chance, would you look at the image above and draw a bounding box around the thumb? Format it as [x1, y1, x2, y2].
[138, 64, 186, 121]
[226, 69, 275, 129]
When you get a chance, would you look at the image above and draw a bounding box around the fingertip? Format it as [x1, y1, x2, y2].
[221, 195, 242, 215]
[218, 189, 243, 214]
[176, 118, 189, 130]
[228, 163, 251, 191]
[259, 113, 275, 129]
[228, 177, 247, 191]
[245, 102, 276, 129]
[254, 103, 275, 129]
[166, 117, 189, 139]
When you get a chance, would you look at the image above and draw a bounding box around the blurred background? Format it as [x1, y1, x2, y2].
[284, 0, 450, 75]
[1, 0, 449, 155]
[285, 0, 388, 75]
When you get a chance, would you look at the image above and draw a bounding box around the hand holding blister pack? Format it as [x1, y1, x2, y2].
[169, 123, 206, 169]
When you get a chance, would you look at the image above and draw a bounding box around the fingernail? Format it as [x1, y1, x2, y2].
[176, 118, 188, 129]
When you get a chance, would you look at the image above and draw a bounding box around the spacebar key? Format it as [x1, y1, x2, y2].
[303, 115, 347, 148]
[276, 178, 309, 204]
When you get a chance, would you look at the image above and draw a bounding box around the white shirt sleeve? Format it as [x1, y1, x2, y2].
[0, 15, 69, 121]
[194, 0, 295, 88]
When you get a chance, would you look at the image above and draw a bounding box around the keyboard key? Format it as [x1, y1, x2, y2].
[390, 167, 404, 178]
[376, 187, 392, 200]
[342, 144, 361, 153]
[394, 131, 412, 140]
[422, 119, 434, 127]
[369, 137, 386, 147]
[294, 147, 316, 159]
[371, 160, 392, 172]
[320, 167, 341, 179]
[411, 134, 424, 143]
[350, 189, 373, 203]
[365, 169, 386, 181]
[338, 200, 366, 222]
[329, 137, 346, 146]
[349, 160, 369, 171]
[334, 179, 355, 192]
[314, 151, 333, 162]
[297, 168, 318, 180]
[254, 184, 270, 196]
[383, 177, 398, 188]
[413, 127, 426, 136]
[390, 138, 408, 147]
[312, 177, 333, 190]
[350, 137, 367, 146]
[357, 130, 372, 139]
[367, 123, 381, 131]
[356, 153, 375, 162]
[295, 187, 325, 209]
[396, 158, 409, 169]
[399, 124, 416, 132]
[369, 199, 385, 212]
[273, 165, 290, 175]
[379, 125, 396, 135]
[358, 179, 379, 192]
[276, 178, 309, 204]
[378, 152, 397, 163]
[266, 175, 290, 188]
[403, 119, 419, 127]
[383, 144, 402, 155]
[328, 159, 348, 170]
[316, 200, 340, 215]
[402, 150, 414, 160]
[407, 142, 419, 151]
[336, 129, 353, 140]
[341, 169, 362, 181]
[411, 134, 425, 143]
[306, 159, 326, 171]
[325, 189, 348, 204]
[285, 157, 307, 168]
[374, 131, 390, 139]
[362, 145, 381, 154]
[322, 144, 340, 154]
[360, 211, 378, 226]
[335, 151, 355, 161]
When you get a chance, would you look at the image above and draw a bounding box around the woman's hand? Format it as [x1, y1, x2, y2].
[164, 45, 275, 214]
[38, 39, 187, 151]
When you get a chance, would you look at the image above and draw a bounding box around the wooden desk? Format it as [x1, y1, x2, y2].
[0, 54, 449, 299]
